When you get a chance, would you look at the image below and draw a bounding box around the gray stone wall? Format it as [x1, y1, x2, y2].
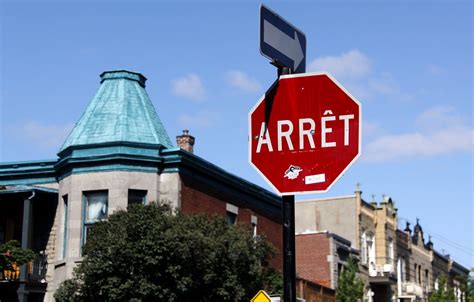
[49, 170, 169, 300]
[295, 196, 358, 245]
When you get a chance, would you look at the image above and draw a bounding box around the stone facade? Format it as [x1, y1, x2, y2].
[296, 190, 400, 302]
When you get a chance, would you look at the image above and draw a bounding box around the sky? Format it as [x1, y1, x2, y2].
[0, 1, 472, 268]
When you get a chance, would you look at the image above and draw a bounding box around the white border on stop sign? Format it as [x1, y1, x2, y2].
[248, 71, 362, 196]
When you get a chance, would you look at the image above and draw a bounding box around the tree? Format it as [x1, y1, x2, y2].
[0, 240, 35, 278]
[467, 274, 474, 302]
[430, 274, 456, 302]
[55, 203, 281, 301]
[336, 257, 364, 302]
[458, 274, 474, 302]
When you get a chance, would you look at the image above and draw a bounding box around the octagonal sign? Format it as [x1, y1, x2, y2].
[249, 72, 361, 195]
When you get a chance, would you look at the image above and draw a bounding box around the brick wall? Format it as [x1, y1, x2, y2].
[180, 180, 283, 271]
[296, 233, 331, 288]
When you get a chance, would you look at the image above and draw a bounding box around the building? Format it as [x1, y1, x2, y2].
[295, 189, 470, 302]
[397, 221, 470, 302]
[396, 220, 433, 301]
[296, 188, 399, 301]
[296, 231, 358, 289]
[0, 70, 284, 301]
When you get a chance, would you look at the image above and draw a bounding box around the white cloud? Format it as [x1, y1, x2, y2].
[415, 105, 465, 131]
[368, 72, 400, 95]
[225, 70, 262, 93]
[171, 74, 205, 101]
[308, 50, 406, 102]
[177, 110, 219, 128]
[362, 120, 383, 139]
[21, 121, 74, 149]
[308, 49, 371, 79]
[363, 107, 473, 162]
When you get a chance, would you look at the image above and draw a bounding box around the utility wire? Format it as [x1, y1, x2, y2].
[398, 216, 473, 256]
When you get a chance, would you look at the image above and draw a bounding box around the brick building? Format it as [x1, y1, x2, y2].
[296, 231, 358, 289]
[0, 70, 284, 301]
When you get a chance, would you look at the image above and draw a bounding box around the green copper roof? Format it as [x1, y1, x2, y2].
[60, 70, 173, 152]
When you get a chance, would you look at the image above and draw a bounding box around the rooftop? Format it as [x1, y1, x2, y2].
[60, 70, 173, 152]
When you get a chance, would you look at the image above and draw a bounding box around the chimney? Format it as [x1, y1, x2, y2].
[176, 130, 195, 153]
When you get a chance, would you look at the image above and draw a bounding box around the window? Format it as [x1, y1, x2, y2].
[226, 203, 238, 225]
[227, 212, 237, 225]
[361, 232, 367, 264]
[128, 189, 147, 206]
[251, 215, 258, 237]
[83, 190, 108, 245]
[418, 266, 422, 285]
[397, 257, 406, 283]
[387, 237, 394, 265]
[59, 195, 68, 260]
[414, 264, 418, 283]
[367, 233, 375, 265]
[425, 269, 429, 291]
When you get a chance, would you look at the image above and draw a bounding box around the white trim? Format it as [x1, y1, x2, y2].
[226, 203, 239, 214]
[297, 195, 356, 203]
[251, 215, 258, 225]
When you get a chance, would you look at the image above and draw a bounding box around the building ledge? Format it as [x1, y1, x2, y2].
[369, 274, 397, 285]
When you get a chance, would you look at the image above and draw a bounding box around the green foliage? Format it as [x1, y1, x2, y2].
[0, 240, 35, 272]
[429, 274, 456, 302]
[261, 268, 283, 297]
[55, 203, 280, 301]
[336, 257, 364, 302]
[54, 279, 82, 302]
[457, 274, 474, 302]
[467, 275, 474, 302]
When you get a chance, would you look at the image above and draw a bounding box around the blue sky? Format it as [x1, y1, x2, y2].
[1, 1, 472, 267]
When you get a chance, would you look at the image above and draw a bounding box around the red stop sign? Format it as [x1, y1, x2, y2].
[249, 72, 361, 195]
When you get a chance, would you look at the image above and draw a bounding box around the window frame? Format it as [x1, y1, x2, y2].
[361, 232, 367, 264]
[226, 203, 239, 225]
[82, 190, 108, 248]
[128, 189, 148, 207]
[251, 215, 258, 237]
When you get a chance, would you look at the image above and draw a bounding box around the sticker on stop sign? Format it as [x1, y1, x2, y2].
[248, 72, 361, 195]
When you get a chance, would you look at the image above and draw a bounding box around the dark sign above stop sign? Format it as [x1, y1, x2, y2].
[249, 72, 361, 195]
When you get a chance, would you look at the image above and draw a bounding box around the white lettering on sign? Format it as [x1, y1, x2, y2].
[299, 118, 316, 150]
[321, 114, 336, 148]
[256, 122, 273, 153]
[277, 120, 294, 151]
[255, 111, 354, 153]
[339, 114, 354, 146]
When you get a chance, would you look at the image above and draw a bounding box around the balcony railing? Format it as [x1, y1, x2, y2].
[402, 282, 423, 297]
[1, 253, 47, 282]
[368, 261, 395, 277]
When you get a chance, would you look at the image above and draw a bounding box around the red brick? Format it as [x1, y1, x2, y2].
[296, 233, 331, 287]
[180, 181, 283, 271]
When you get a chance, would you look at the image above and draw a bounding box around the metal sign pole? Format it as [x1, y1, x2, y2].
[282, 194, 296, 302]
[277, 65, 296, 302]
